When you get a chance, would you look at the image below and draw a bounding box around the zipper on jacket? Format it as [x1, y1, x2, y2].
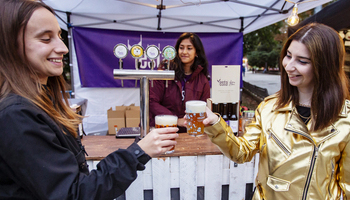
[328, 160, 335, 198]
[301, 145, 319, 200]
[268, 129, 291, 156]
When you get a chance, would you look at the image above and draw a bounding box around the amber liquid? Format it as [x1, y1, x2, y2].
[186, 112, 206, 136]
[155, 124, 177, 152]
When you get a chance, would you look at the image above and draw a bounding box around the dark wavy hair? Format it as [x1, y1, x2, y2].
[0, 0, 81, 137]
[167, 32, 209, 80]
[276, 23, 349, 131]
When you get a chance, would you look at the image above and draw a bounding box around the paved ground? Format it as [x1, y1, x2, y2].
[243, 70, 281, 95]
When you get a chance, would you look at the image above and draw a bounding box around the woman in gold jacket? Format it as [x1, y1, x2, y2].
[203, 23, 350, 199]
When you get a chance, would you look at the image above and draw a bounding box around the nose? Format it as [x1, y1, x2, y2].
[55, 38, 69, 55]
[283, 58, 295, 72]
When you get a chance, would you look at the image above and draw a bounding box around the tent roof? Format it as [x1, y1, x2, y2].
[43, 0, 331, 34]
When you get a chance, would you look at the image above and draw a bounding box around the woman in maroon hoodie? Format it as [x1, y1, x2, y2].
[149, 33, 210, 133]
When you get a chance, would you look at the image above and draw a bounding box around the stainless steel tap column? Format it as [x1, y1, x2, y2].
[113, 69, 175, 138]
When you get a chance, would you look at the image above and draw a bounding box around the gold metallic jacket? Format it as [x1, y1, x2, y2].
[205, 95, 350, 200]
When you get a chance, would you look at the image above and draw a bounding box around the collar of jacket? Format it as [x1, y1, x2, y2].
[269, 94, 349, 118]
[268, 94, 349, 144]
[186, 65, 204, 81]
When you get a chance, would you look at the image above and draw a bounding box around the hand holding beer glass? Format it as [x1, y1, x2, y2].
[186, 100, 207, 137]
[155, 115, 178, 154]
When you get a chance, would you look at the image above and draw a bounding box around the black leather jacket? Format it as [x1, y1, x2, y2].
[0, 94, 150, 200]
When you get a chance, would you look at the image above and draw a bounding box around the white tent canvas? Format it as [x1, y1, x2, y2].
[45, 0, 331, 33]
[43, 0, 332, 134]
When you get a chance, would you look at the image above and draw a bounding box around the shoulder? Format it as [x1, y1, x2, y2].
[0, 94, 47, 123]
[0, 94, 35, 112]
[256, 94, 279, 112]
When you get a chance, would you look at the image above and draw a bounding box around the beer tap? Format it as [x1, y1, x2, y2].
[130, 44, 144, 88]
[145, 45, 160, 88]
[113, 44, 176, 138]
[113, 44, 128, 87]
[162, 46, 176, 88]
[119, 59, 124, 87]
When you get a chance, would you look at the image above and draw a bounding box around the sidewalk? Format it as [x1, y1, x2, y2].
[243, 71, 281, 95]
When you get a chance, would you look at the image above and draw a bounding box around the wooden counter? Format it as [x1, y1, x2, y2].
[82, 133, 222, 160]
[82, 133, 257, 200]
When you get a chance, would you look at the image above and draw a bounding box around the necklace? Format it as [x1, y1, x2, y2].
[298, 103, 311, 108]
[299, 113, 311, 123]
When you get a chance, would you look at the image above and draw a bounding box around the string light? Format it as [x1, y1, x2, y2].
[287, 4, 299, 26]
[285, 0, 319, 26]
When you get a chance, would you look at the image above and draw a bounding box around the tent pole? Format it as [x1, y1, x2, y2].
[239, 17, 244, 32]
[66, 12, 75, 98]
[157, 0, 165, 30]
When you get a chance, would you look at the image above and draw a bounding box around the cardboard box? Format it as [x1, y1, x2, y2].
[207, 98, 213, 111]
[125, 106, 140, 127]
[107, 106, 126, 135]
[107, 104, 140, 135]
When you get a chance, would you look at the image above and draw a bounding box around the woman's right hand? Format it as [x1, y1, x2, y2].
[183, 107, 219, 127]
[137, 127, 178, 157]
[203, 107, 219, 126]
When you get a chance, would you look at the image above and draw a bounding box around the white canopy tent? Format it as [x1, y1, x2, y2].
[42, 0, 332, 135]
[44, 0, 331, 33]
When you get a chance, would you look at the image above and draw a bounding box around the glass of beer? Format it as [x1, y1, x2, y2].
[186, 100, 207, 137]
[155, 115, 178, 154]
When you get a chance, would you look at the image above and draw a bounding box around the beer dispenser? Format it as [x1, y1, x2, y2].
[113, 44, 176, 138]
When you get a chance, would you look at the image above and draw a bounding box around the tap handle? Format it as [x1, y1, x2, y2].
[119, 59, 124, 87]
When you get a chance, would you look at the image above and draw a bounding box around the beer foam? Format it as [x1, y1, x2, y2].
[186, 100, 206, 113]
[155, 115, 178, 126]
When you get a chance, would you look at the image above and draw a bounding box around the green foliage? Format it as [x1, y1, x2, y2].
[244, 21, 283, 69]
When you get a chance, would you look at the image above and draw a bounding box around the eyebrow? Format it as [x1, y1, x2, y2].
[287, 50, 311, 60]
[35, 29, 62, 37]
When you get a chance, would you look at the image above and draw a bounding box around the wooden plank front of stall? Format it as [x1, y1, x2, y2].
[82, 134, 258, 200]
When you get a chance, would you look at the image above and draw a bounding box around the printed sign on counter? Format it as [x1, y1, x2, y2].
[211, 65, 241, 103]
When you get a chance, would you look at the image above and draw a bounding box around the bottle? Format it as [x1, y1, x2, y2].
[238, 101, 243, 136]
[229, 103, 238, 136]
[212, 103, 219, 113]
[217, 103, 224, 116]
[222, 103, 229, 124]
[114, 125, 118, 134]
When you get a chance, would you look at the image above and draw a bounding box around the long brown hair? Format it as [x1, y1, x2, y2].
[171, 32, 209, 80]
[0, 0, 81, 137]
[276, 23, 349, 131]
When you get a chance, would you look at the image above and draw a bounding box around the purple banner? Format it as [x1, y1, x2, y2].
[72, 27, 243, 87]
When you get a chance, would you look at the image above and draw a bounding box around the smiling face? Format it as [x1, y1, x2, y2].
[178, 38, 197, 68]
[282, 40, 314, 93]
[18, 8, 68, 85]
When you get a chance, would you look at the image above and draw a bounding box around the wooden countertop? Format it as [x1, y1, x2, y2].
[82, 133, 222, 160]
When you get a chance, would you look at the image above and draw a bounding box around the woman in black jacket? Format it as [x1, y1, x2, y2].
[0, 0, 178, 199]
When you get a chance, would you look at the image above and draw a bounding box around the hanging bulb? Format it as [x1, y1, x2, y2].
[287, 4, 299, 26]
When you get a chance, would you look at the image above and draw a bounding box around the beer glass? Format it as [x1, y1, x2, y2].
[186, 100, 207, 137]
[240, 110, 255, 136]
[155, 115, 178, 154]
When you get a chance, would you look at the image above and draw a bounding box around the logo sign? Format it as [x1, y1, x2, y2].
[145, 45, 160, 60]
[113, 43, 128, 59]
[162, 45, 176, 61]
[130, 44, 144, 59]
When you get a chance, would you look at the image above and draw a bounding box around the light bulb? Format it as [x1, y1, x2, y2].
[287, 4, 299, 26]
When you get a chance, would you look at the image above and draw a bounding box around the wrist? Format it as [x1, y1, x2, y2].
[211, 113, 221, 126]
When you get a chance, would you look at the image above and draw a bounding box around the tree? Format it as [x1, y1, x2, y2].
[244, 21, 284, 70]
